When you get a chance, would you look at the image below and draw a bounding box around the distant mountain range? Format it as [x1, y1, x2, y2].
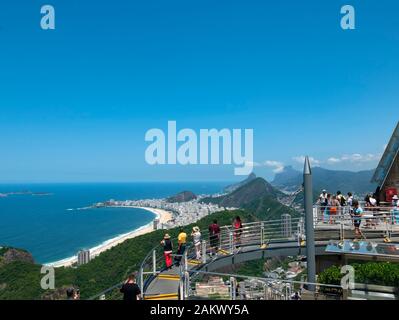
[272, 166, 377, 196]
[202, 177, 300, 220]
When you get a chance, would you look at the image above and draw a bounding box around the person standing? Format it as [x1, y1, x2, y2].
[233, 216, 243, 249]
[319, 189, 328, 218]
[120, 273, 141, 301]
[191, 226, 202, 260]
[329, 195, 340, 224]
[391, 201, 399, 225]
[208, 219, 221, 256]
[352, 200, 363, 238]
[392, 195, 399, 207]
[176, 228, 187, 265]
[347, 192, 353, 207]
[161, 234, 173, 269]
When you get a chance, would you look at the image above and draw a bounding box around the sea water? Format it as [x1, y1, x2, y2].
[0, 182, 226, 264]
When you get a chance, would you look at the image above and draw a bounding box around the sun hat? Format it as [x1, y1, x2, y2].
[193, 226, 200, 232]
[164, 234, 171, 239]
[392, 195, 398, 200]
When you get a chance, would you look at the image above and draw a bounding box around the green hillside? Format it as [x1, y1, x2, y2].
[0, 209, 253, 300]
[202, 177, 300, 220]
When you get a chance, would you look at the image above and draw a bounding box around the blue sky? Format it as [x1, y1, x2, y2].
[0, 0, 398, 183]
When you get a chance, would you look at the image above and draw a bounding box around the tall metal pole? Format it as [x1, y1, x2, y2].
[304, 156, 316, 291]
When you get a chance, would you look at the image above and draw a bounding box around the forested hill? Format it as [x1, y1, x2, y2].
[0, 209, 254, 300]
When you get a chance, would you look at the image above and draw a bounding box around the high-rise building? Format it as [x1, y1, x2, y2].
[153, 218, 160, 230]
[77, 250, 90, 265]
[281, 214, 292, 237]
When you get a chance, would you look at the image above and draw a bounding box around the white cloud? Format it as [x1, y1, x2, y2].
[327, 157, 341, 164]
[292, 156, 321, 166]
[263, 160, 285, 173]
[327, 153, 381, 165]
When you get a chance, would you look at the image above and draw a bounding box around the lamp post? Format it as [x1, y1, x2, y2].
[304, 156, 316, 291]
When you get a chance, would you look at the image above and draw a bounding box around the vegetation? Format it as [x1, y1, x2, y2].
[0, 209, 255, 300]
[318, 262, 399, 287]
[202, 177, 300, 220]
[0, 175, 301, 300]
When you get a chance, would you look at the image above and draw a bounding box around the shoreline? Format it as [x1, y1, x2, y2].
[45, 206, 173, 268]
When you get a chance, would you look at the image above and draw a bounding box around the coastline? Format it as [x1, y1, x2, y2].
[46, 206, 173, 268]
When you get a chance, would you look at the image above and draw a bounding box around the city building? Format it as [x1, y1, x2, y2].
[153, 218, 160, 230]
[195, 277, 230, 298]
[77, 250, 90, 265]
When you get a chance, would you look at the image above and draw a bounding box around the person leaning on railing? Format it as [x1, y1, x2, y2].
[191, 226, 202, 260]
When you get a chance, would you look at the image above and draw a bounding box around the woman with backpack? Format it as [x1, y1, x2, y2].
[160, 234, 173, 269]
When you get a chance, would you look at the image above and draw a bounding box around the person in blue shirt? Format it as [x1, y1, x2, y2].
[352, 199, 363, 238]
[391, 201, 399, 225]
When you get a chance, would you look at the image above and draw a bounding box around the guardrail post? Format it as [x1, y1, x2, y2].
[230, 277, 236, 300]
[139, 268, 144, 296]
[152, 249, 157, 276]
[340, 220, 344, 240]
[184, 250, 188, 273]
[260, 222, 264, 247]
[229, 231, 234, 254]
[179, 278, 184, 300]
[184, 271, 190, 299]
[201, 240, 207, 264]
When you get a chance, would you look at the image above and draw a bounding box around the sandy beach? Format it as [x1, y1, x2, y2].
[46, 206, 173, 268]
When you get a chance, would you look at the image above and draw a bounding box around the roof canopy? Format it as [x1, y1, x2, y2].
[371, 121, 399, 186]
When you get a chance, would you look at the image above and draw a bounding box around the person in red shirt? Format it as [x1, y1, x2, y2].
[208, 219, 220, 256]
[233, 216, 243, 249]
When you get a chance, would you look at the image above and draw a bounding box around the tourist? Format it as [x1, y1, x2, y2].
[161, 234, 173, 269]
[352, 200, 363, 238]
[209, 219, 221, 256]
[74, 289, 80, 300]
[233, 216, 243, 249]
[191, 226, 202, 260]
[291, 291, 301, 300]
[323, 193, 332, 223]
[347, 192, 354, 220]
[347, 192, 353, 206]
[120, 273, 141, 301]
[392, 195, 399, 207]
[175, 228, 187, 266]
[364, 194, 377, 228]
[337, 191, 346, 207]
[391, 202, 399, 224]
[329, 195, 341, 224]
[66, 288, 75, 300]
[319, 189, 328, 217]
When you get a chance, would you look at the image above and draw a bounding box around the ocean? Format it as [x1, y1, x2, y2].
[0, 182, 226, 264]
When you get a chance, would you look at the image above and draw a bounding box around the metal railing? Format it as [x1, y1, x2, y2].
[90, 207, 399, 300]
[182, 270, 343, 301]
